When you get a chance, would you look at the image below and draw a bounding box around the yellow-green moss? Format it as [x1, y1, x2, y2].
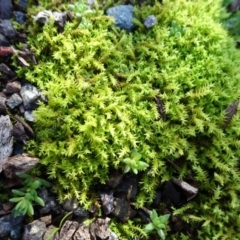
[18, 0, 240, 238]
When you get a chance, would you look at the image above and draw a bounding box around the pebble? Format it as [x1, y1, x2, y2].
[106, 5, 134, 31]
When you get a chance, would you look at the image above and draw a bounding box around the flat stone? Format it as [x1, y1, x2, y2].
[12, 122, 28, 144]
[6, 93, 23, 109]
[106, 5, 134, 31]
[3, 153, 39, 178]
[89, 218, 112, 240]
[0, 63, 16, 77]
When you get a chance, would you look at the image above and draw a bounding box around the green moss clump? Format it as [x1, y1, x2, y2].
[19, 0, 240, 238]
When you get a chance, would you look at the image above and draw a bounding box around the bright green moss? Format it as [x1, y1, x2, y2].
[19, 0, 240, 238]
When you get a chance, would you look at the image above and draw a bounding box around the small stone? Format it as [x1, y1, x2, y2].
[24, 110, 35, 122]
[20, 83, 40, 110]
[22, 220, 46, 240]
[5, 81, 21, 93]
[6, 93, 23, 109]
[100, 191, 114, 215]
[90, 218, 112, 240]
[144, 15, 157, 28]
[0, 19, 17, 38]
[43, 225, 59, 240]
[106, 5, 134, 31]
[109, 231, 119, 240]
[13, 11, 26, 25]
[63, 198, 79, 212]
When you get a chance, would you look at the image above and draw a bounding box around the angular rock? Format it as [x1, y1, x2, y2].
[10, 224, 22, 240]
[20, 83, 40, 110]
[40, 215, 52, 225]
[0, 0, 12, 19]
[6, 93, 23, 109]
[73, 224, 91, 240]
[3, 153, 39, 178]
[0, 63, 16, 77]
[22, 220, 46, 240]
[144, 15, 157, 28]
[5, 81, 21, 93]
[0, 19, 17, 38]
[59, 220, 79, 239]
[0, 115, 13, 172]
[100, 191, 114, 215]
[0, 213, 24, 238]
[106, 5, 134, 31]
[14, 114, 35, 137]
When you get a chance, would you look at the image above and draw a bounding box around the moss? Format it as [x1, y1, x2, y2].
[18, 0, 240, 238]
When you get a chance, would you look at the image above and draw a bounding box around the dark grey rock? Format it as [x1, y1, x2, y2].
[12, 122, 28, 144]
[22, 220, 46, 240]
[0, 33, 10, 46]
[6, 93, 23, 109]
[73, 207, 89, 217]
[144, 15, 157, 28]
[0, 19, 17, 38]
[106, 5, 134, 31]
[24, 110, 35, 122]
[0, 96, 7, 113]
[20, 83, 40, 110]
[63, 198, 79, 212]
[100, 191, 114, 215]
[0, 63, 16, 77]
[0, 0, 12, 19]
[0, 214, 24, 238]
[13, 11, 26, 24]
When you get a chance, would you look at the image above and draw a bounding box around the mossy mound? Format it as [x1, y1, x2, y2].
[18, 0, 240, 239]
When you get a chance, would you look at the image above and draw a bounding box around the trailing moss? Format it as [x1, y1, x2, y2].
[18, 0, 240, 238]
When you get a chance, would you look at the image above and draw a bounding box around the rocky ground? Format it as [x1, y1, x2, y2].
[0, 0, 239, 239]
